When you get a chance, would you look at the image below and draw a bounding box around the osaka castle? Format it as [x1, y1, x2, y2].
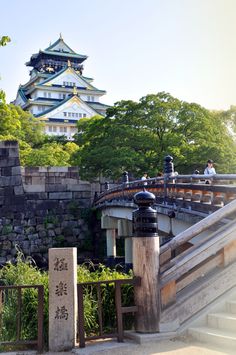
[14, 35, 109, 140]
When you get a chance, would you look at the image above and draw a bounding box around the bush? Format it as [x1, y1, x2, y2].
[77, 263, 134, 335]
[0, 250, 49, 345]
[0, 252, 134, 348]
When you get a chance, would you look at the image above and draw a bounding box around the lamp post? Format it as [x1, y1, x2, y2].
[164, 155, 174, 202]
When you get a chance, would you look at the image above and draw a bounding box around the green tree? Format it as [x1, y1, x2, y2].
[74, 93, 236, 179]
[24, 142, 72, 166]
[0, 36, 11, 47]
[0, 89, 6, 103]
[0, 102, 45, 145]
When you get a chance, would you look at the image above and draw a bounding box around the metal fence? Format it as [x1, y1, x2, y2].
[0, 285, 44, 352]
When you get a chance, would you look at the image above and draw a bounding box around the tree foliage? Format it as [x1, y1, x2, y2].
[74, 93, 236, 179]
[23, 142, 79, 166]
[0, 36, 11, 47]
[0, 102, 45, 145]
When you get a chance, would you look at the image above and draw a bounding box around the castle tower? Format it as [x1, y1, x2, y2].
[14, 35, 109, 140]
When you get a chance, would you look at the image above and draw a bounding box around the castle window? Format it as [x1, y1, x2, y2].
[60, 127, 67, 133]
[63, 112, 67, 117]
[53, 126, 57, 132]
[49, 126, 53, 132]
[83, 114, 86, 117]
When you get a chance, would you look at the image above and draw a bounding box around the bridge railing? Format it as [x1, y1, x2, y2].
[159, 199, 236, 327]
[94, 174, 236, 208]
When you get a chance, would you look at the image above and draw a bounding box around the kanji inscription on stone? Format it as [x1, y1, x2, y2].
[54, 305, 69, 320]
[53, 257, 68, 271]
[55, 281, 68, 296]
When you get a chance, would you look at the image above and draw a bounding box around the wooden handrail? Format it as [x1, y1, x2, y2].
[160, 198, 236, 254]
[160, 219, 236, 287]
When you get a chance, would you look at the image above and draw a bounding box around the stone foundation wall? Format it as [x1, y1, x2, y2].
[0, 141, 102, 266]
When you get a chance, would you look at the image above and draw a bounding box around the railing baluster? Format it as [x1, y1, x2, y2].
[16, 287, 22, 341]
[115, 281, 123, 342]
[77, 284, 85, 348]
[37, 285, 44, 353]
[97, 284, 103, 336]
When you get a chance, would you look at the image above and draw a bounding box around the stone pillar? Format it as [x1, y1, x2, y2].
[49, 248, 77, 351]
[117, 219, 133, 269]
[106, 229, 116, 258]
[124, 237, 133, 268]
[101, 216, 118, 266]
[132, 190, 160, 333]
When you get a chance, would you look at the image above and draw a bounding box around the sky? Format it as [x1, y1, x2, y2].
[1, 0, 236, 110]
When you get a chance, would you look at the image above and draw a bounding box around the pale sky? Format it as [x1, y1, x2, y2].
[1, 0, 236, 110]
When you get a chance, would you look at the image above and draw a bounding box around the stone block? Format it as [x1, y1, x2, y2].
[8, 232, 17, 241]
[62, 178, 77, 185]
[0, 148, 9, 157]
[31, 176, 46, 185]
[28, 233, 38, 240]
[39, 230, 47, 238]
[48, 167, 68, 173]
[25, 192, 48, 200]
[10, 175, 23, 186]
[0, 256, 7, 263]
[0, 240, 11, 250]
[14, 185, 24, 195]
[73, 184, 91, 192]
[36, 224, 45, 232]
[8, 147, 20, 158]
[0, 157, 20, 167]
[0, 176, 10, 187]
[27, 218, 36, 226]
[24, 184, 46, 193]
[14, 226, 24, 234]
[1, 167, 12, 176]
[49, 192, 72, 200]
[3, 187, 14, 196]
[77, 199, 90, 208]
[30, 245, 40, 253]
[48, 229, 56, 237]
[12, 166, 22, 176]
[46, 184, 67, 192]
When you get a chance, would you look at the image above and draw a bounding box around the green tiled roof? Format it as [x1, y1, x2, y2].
[41, 50, 87, 59]
[45, 37, 76, 53]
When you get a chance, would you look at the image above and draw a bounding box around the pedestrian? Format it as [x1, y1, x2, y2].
[156, 172, 164, 184]
[141, 173, 148, 185]
[204, 160, 216, 175]
[204, 159, 216, 184]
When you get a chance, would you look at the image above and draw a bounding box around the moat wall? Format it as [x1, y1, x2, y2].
[0, 140, 102, 266]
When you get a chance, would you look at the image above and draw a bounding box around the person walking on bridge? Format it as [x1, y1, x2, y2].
[204, 159, 216, 175]
[141, 173, 148, 186]
[204, 159, 216, 184]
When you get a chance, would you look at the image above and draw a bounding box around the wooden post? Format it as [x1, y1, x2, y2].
[133, 190, 160, 332]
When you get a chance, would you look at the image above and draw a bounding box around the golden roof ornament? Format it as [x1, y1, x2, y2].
[67, 59, 71, 67]
[73, 86, 78, 96]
